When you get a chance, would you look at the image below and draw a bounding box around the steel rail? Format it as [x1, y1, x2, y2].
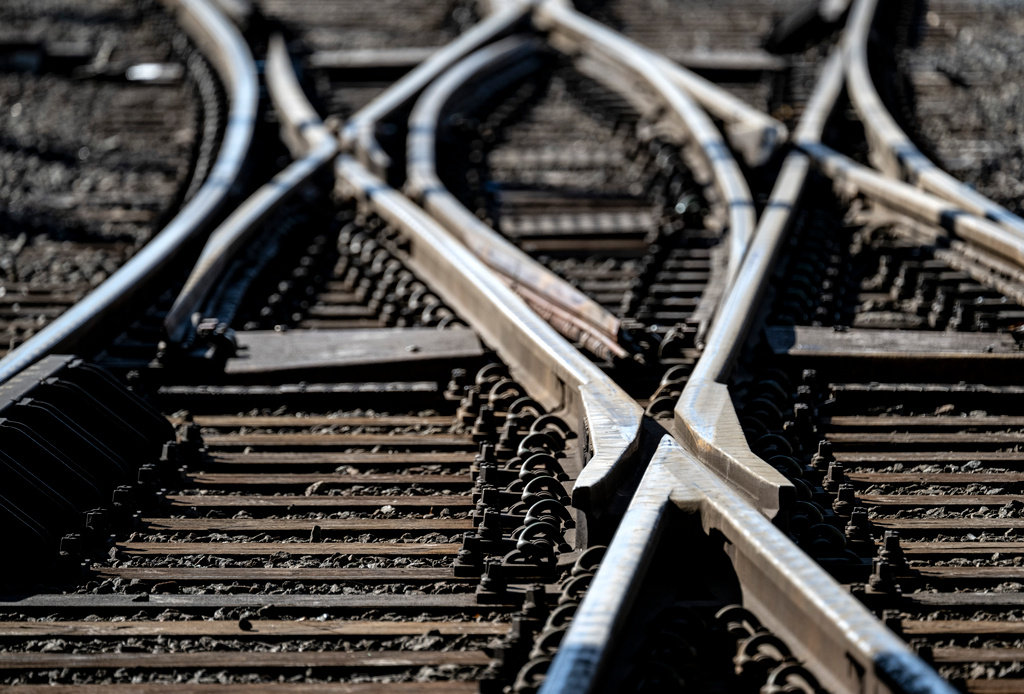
[796, 9, 1024, 271]
[536, 0, 788, 169]
[90, 10, 950, 694]
[679, 32, 1024, 522]
[536, 0, 761, 288]
[541, 435, 954, 694]
[657, 38, 982, 694]
[845, 0, 1024, 239]
[339, 2, 531, 178]
[534, 0, 756, 288]
[163, 35, 339, 344]
[0, 0, 258, 385]
[336, 156, 645, 514]
[336, 39, 943, 683]
[270, 53, 644, 516]
[802, 142, 1024, 269]
[675, 51, 847, 522]
[647, 45, 788, 169]
[325, 26, 945, 694]
[405, 35, 628, 361]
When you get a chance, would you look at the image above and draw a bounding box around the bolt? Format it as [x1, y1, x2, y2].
[823, 462, 846, 493]
[844, 507, 872, 555]
[832, 483, 857, 517]
[810, 440, 834, 472]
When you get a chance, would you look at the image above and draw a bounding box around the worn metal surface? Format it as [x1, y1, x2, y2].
[9, 0, 1006, 689]
[265, 34, 338, 158]
[163, 35, 338, 344]
[253, 7, 640, 513]
[536, 2, 756, 286]
[0, 0, 258, 384]
[539, 440, 685, 694]
[405, 34, 627, 359]
[670, 49, 845, 521]
[535, 0, 787, 167]
[273, 20, 950, 694]
[337, 156, 643, 513]
[802, 140, 1024, 268]
[543, 436, 956, 694]
[339, 3, 531, 175]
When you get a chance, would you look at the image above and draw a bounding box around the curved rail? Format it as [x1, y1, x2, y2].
[0, 0, 258, 384]
[339, 157, 646, 513]
[113, 9, 957, 694]
[800, 37, 1024, 271]
[674, 51, 847, 521]
[845, 0, 1024, 239]
[803, 143, 1024, 268]
[537, 3, 758, 285]
[271, 47, 645, 515]
[163, 35, 338, 344]
[538, 0, 788, 169]
[406, 35, 628, 361]
[542, 37, 956, 692]
[339, 2, 530, 177]
[323, 42, 946, 689]
[535, 1, 756, 288]
[646, 46, 788, 170]
[679, 28, 1024, 522]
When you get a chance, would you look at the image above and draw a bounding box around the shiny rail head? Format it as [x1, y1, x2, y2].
[340, 2, 532, 177]
[405, 33, 631, 362]
[800, 141, 1024, 272]
[672, 41, 848, 525]
[0, 0, 259, 386]
[313, 4, 658, 513]
[531, 1, 757, 311]
[533, 0, 788, 168]
[543, 436, 955, 694]
[264, 32, 617, 419]
[334, 154, 645, 516]
[163, 34, 338, 348]
[266, 33, 336, 157]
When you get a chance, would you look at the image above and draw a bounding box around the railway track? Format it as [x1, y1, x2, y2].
[253, 0, 479, 125]
[575, 0, 843, 128]
[0, 0, 224, 360]
[669, 0, 1024, 691]
[427, 48, 720, 350]
[0, 0, 258, 384]
[0, 359, 564, 689]
[403, 4, 773, 422]
[2, 0, 1024, 692]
